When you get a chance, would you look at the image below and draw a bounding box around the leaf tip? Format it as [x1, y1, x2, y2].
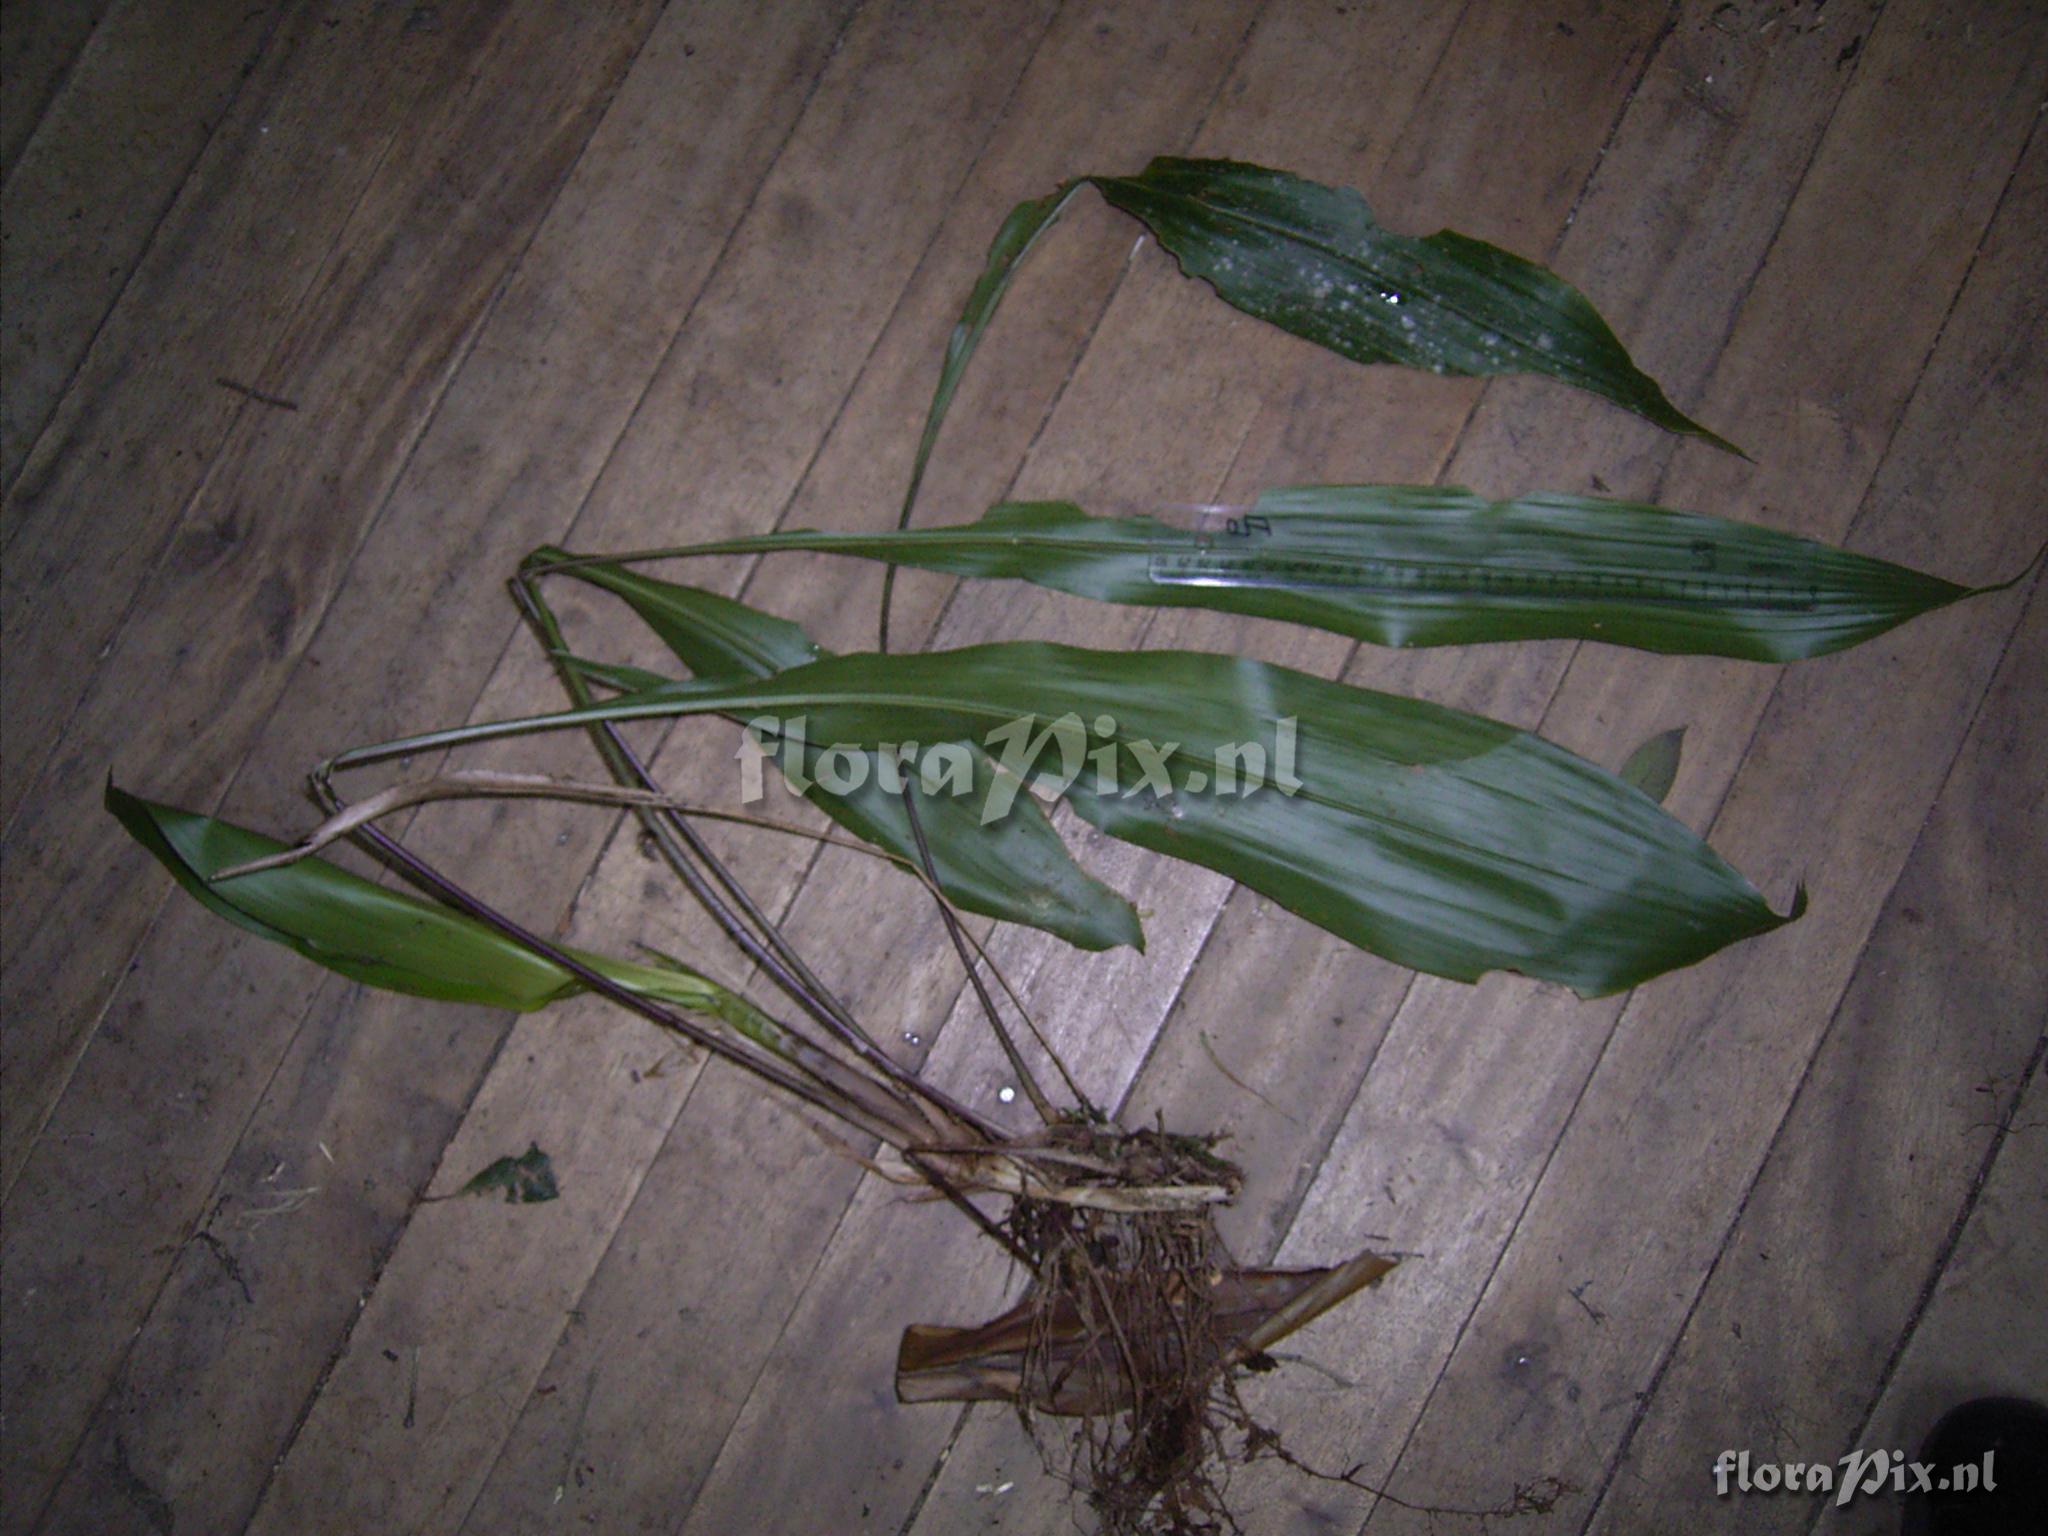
[1979, 540, 2047, 596]
[1618, 726, 1686, 805]
[1684, 419, 1750, 460]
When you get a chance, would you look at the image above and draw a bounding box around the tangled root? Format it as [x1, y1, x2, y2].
[1012, 1190, 1238, 1533]
[897, 1124, 1392, 1534]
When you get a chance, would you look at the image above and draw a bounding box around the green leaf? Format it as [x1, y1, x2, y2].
[1618, 727, 1684, 805]
[879, 180, 1085, 646]
[889, 157, 1736, 607]
[341, 643, 1802, 996]
[532, 551, 1143, 952]
[570, 486, 1994, 662]
[903, 183, 1084, 530]
[1085, 158, 1738, 451]
[107, 782, 751, 1017]
[458, 1144, 559, 1204]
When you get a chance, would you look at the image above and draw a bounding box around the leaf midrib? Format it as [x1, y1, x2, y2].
[1087, 172, 1624, 398]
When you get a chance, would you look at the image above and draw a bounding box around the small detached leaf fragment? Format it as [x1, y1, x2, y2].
[455, 1144, 559, 1205]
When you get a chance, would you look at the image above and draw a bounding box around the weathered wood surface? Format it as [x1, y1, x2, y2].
[1807, 1066, 2047, 1536]
[1, 0, 636, 1188]
[1586, 551, 2048, 1536]
[9, 3, 854, 1532]
[1, 1, 2040, 1533]
[0, 0, 113, 179]
[0, 0, 286, 485]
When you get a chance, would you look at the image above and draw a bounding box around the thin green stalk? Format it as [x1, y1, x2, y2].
[509, 573, 998, 1144]
[896, 775, 1063, 1125]
[879, 177, 1087, 654]
[511, 573, 863, 1034]
[339, 815, 921, 1148]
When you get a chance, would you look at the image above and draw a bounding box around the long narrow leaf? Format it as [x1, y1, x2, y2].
[880, 180, 1083, 645]
[332, 642, 1801, 996]
[107, 782, 768, 1026]
[1085, 158, 1737, 450]
[532, 551, 1143, 952]
[551, 487, 1999, 662]
[903, 183, 1083, 528]
[889, 157, 1733, 618]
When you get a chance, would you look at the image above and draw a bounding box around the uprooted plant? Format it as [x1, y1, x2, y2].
[108, 159, 2023, 1532]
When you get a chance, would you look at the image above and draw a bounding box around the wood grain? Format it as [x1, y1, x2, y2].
[0, 0, 620, 1187]
[2, 0, 2039, 1530]
[0, 1, 497, 822]
[0, 0, 111, 179]
[1321, 17, 2046, 1524]
[1585, 567, 2047, 1536]
[0, 0, 286, 485]
[4, 6, 867, 1535]
[0, 3, 681, 1527]
[1808, 1066, 2047, 1536]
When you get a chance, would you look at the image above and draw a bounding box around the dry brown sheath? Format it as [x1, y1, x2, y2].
[895, 1251, 1396, 1415]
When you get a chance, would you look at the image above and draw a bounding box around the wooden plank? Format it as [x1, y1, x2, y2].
[1303, 33, 2048, 1530]
[657, 4, 1711, 1532]
[9, 5, 862, 1534]
[1808, 1067, 2047, 1536]
[0, 3, 683, 1527]
[0, 0, 110, 178]
[211, 4, 1153, 1531]
[905, 0, 1903, 1522]
[0, 0, 287, 485]
[1582, 580, 2047, 1533]
[0, 0, 490, 806]
[444, 15, 1279, 1534]
[0, 0, 577, 1186]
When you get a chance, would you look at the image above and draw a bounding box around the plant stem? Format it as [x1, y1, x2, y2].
[510, 572, 1000, 1144]
[897, 778, 1061, 1125]
[340, 817, 920, 1148]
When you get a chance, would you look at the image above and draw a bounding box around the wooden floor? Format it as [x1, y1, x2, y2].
[3, 2, 2043, 1533]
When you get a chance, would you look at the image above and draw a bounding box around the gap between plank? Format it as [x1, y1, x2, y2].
[1798, 1031, 2048, 1536]
[1577, 575, 2042, 1533]
[1338, 59, 2037, 1527]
